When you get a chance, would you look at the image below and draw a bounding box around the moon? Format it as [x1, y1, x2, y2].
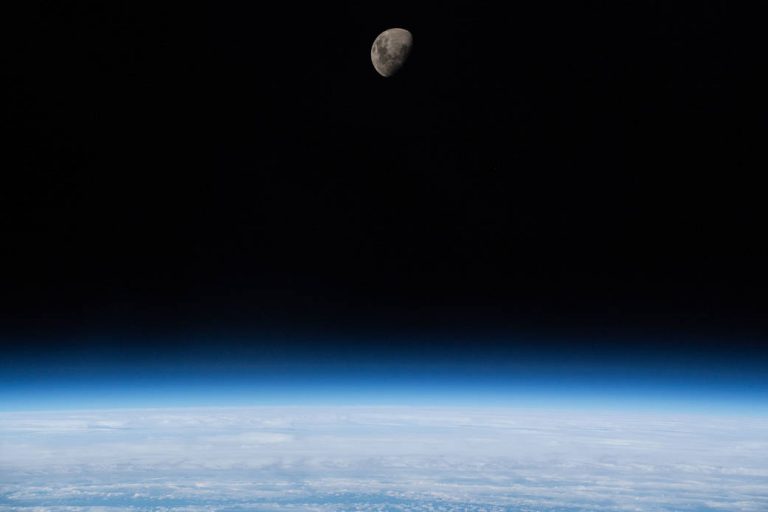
[371, 28, 413, 77]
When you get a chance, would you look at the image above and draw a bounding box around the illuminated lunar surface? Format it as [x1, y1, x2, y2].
[371, 28, 413, 77]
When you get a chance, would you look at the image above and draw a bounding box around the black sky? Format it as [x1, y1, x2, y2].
[2, 1, 767, 360]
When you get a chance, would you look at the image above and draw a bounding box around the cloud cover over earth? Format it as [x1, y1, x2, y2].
[1, 407, 767, 511]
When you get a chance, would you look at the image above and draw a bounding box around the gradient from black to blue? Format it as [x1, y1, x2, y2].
[2, 1, 766, 411]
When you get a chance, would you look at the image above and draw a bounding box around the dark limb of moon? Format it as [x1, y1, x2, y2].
[371, 28, 413, 77]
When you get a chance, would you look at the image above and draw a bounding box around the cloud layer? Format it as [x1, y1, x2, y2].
[1, 407, 767, 511]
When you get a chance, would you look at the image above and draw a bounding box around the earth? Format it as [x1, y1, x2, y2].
[1, 406, 766, 511]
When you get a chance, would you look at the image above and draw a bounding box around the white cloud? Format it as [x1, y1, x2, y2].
[206, 431, 294, 445]
[1, 407, 767, 511]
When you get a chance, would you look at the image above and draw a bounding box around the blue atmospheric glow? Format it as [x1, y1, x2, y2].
[2, 332, 767, 413]
[2, 353, 767, 414]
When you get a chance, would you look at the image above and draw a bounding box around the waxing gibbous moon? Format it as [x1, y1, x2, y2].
[371, 28, 413, 77]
